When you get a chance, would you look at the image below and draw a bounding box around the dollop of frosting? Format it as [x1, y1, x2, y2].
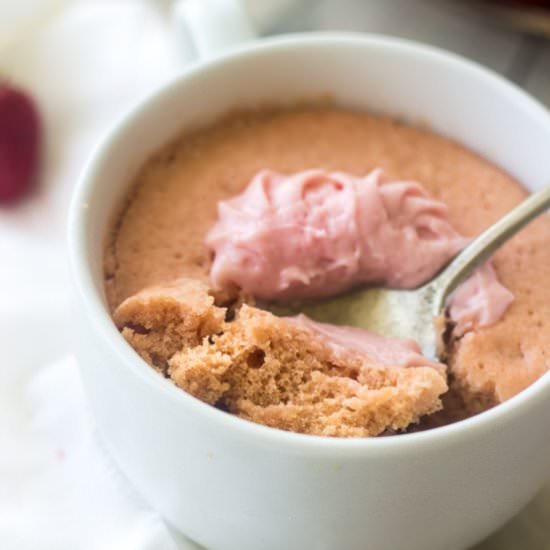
[207, 169, 467, 300]
[206, 169, 513, 335]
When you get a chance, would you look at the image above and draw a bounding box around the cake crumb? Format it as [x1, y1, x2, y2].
[117, 280, 447, 437]
[113, 278, 225, 373]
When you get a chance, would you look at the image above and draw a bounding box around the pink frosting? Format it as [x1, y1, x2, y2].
[207, 169, 467, 300]
[448, 262, 514, 336]
[206, 169, 513, 336]
[287, 314, 444, 370]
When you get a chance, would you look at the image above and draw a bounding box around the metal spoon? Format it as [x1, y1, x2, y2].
[269, 184, 550, 360]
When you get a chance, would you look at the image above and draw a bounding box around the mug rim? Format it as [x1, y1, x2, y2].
[68, 31, 550, 456]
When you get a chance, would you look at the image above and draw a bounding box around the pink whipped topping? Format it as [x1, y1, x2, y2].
[288, 314, 444, 370]
[207, 169, 467, 300]
[448, 262, 514, 336]
[206, 169, 513, 335]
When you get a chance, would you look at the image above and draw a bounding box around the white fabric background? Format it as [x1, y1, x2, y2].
[1, 1, 549, 549]
[1, 2, 209, 548]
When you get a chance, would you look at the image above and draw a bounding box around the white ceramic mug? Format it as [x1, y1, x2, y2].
[68, 6, 550, 550]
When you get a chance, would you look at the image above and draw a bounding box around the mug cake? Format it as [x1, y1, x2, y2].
[104, 105, 550, 437]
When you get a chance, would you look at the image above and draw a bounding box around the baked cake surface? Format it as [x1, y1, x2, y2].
[106, 106, 550, 434]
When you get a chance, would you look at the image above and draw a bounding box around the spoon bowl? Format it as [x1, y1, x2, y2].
[270, 184, 550, 359]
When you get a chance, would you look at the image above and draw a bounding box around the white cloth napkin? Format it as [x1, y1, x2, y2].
[0, 1, 290, 548]
[0, 3, 193, 548]
[7, 358, 188, 550]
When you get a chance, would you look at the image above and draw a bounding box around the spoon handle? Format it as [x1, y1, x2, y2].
[433, 184, 550, 307]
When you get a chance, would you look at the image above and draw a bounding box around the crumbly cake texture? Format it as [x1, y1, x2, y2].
[113, 278, 225, 374]
[114, 281, 447, 437]
[106, 106, 550, 432]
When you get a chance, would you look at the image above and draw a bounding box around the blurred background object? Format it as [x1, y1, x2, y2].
[267, 0, 550, 101]
[467, 0, 550, 37]
[446, 0, 550, 83]
[0, 83, 41, 203]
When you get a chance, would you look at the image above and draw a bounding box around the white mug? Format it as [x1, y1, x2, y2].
[68, 3, 550, 549]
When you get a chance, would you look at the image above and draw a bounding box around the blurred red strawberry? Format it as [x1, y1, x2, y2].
[0, 82, 41, 204]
